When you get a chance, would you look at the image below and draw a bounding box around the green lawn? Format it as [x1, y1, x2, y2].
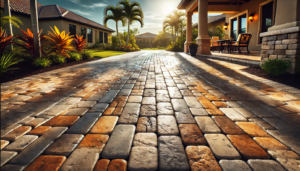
[141, 47, 166, 50]
[87, 50, 127, 58]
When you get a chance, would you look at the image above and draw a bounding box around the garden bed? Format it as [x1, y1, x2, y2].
[242, 67, 300, 89]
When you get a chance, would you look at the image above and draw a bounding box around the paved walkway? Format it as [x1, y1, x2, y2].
[1, 51, 300, 171]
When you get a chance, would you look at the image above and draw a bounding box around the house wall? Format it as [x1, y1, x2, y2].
[135, 38, 155, 48]
[10, 13, 112, 46]
[208, 20, 225, 34]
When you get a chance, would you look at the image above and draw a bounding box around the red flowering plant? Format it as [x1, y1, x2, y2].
[0, 27, 14, 52]
[72, 35, 87, 53]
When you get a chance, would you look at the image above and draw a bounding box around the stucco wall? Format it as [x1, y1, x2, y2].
[208, 20, 225, 34]
[10, 14, 31, 35]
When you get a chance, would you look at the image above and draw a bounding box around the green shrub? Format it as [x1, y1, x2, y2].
[33, 58, 51, 68]
[53, 55, 66, 64]
[69, 52, 81, 61]
[261, 59, 291, 76]
[0, 53, 23, 76]
[81, 51, 93, 59]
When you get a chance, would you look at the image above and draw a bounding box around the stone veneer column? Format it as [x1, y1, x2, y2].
[260, 27, 300, 74]
[196, 0, 211, 55]
[184, 12, 193, 53]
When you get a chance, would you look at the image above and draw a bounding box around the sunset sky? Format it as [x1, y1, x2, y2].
[38, 0, 221, 34]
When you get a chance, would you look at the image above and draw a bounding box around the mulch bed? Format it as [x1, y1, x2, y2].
[242, 67, 300, 89]
[1, 58, 100, 83]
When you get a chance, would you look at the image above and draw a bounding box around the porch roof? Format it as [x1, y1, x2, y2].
[177, 0, 252, 9]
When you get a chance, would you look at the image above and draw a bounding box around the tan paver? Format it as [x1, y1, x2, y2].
[2, 126, 32, 141]
[90, 116, 118, 134]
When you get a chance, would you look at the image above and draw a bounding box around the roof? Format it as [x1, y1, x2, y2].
[192, 14, 225, 28]
[135, 32, 157, 39]
[178, 0, 252, 9]
[0, 0, 114, 32]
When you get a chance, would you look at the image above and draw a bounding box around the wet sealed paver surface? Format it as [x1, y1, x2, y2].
[1, 51, 300, 170]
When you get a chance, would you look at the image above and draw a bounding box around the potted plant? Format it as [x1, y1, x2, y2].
[189, 43, 198, 56]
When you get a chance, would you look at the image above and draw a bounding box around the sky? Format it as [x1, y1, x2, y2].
[37, 0, 221, 35]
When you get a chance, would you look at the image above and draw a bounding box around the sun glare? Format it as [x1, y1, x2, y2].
[166, 6, 174, 14]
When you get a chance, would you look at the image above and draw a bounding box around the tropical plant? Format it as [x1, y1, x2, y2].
[163, 10, 185, 43]
[0, 27, 14, 52]
[15, 28, 46, 58]
[118, 0, 144, 46]
[0, 11, 23, 29]
[104, 5, 126, 46]
[81, 51, 93, 59]
[33, 57, 52, 67]
[44, 26, 74, 58]
[69, 52, 81, 61]
[72, 35, 87, 53]
[52, 55, 66, 64]
[0, 53, 23, 76]
[261, 59, 291, 76]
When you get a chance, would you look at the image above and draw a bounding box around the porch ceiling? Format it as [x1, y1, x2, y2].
[177, 0, 251, 9]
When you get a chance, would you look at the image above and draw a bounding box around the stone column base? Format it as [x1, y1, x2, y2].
[184, 41, 192, 53]
[260, 26, 300, 74]
[196, 38, 211, 55]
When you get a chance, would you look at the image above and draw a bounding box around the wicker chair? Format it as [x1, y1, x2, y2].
[210, 36, 220, 51]
[231, 33, 252, 53]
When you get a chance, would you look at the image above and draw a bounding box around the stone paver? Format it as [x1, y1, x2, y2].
[205, 134, 241, 159]
[219, 160, 252, 171]
[133, 133, 157, 147]
[178, 124, 206, 145]
[186, 146, 222, 171]
[157, 115, 179, 135]
[195, 116, 221, 133]
[227, 134, 270, 159]
[2, 51, 300, 170]
[128, 147, 158, 171]
[248, 160, 285, 171]
[90, 116, 118, 134]
[102, 125, 135, 158]
[158, 136, 189, 171]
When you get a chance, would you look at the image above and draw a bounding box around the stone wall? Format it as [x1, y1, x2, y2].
[260, 27, 300, 74]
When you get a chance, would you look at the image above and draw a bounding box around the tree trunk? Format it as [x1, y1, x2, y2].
[172, 27, 174, 43]
[30, 0, 41, 58]
[116, 22, 122, 46]
[4, 0, 13, 51]
[126, 20, 130, 46]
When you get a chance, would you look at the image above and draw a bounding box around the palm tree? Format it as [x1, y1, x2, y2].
[30, 0, 41, 57]
[118, 0, 144, 46]
[104, 5, 126, 46]
[3, 0, 13, 50]
[163, 10, 185, 43]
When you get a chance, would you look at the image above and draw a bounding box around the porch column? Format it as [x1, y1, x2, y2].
[196, 0, 211, 55]
[184, 12, 193, 53]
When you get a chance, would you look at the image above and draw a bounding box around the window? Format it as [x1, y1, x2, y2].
[99, 31, 104, 43]
[257, 0, 275, 44]
[239, 14, 247, 34]
[87, 28, 93, 43]
[69, 24, 76, 36]
[104, 33, 108, 43]
[231, 18, 238, 40]
[143, 39, 145, 44]
[81, 27, 86, 39]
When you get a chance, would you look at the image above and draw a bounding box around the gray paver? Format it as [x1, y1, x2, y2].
[8, 127, 67, 166]
[88, 103, 109, 113]
[195, 116, 221, 133]
[219, 160, 252, 171]
[4, 135, 38, 152]
[144, 89, 155, 97]
[99, 90, 119, 103]
[248, 160, 285, 171]
[128, 147, 158, 171]
[277, 158, 300, 171]
[118, 89, 132, 96]
[118, 103, 140, 124]
[205, 134, 241, 159]
[101, 125, 135, 158]
[168, 87, 183, 99]
[65, 108, 88, 116]
[157, 102, 174, 115]
[60, 148, 99, 171]
[45, 134, 84, 155]
[234, 108, 257, 118]
[157, 115, 179, 135]
[158, 136, 189, 171]
[66, 113, 101, 134]
[1, 151, 18, 167]
[140, 105, 156, 117]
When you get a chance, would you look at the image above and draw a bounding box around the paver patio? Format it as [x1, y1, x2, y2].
[1, 51, 300, 171]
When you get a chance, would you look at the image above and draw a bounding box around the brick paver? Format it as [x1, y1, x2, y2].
[1, 51, 300, 170]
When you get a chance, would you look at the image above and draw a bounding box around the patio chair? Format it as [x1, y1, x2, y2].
[210, 36, 220, 51]
[231, 33, 252, 53]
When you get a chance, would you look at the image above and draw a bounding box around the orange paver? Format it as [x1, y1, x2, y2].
[103, 107, 115, 116]
[236, 122, 271, 137]
[94, 159, 110, 171]
[254, 137, 289, 150]
[27, 126, 51, 135]
[107, 159, 127, 171]
[43, 116, 79, 127]
[78, 134, 109, 149]
[24, 155, 66, 171]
